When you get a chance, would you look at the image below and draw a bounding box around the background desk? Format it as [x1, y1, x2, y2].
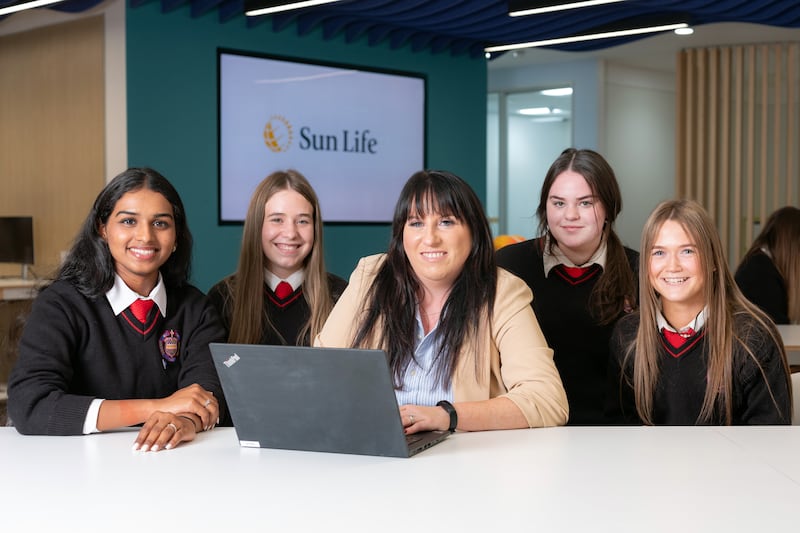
[0, 278, 37, 301]
[2, 426, 799, 532]
[778, 324, 800, 366]
[0, 280, 37, 421]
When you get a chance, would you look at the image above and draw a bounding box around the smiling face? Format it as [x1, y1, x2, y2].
[402, 202, 472, 294]
[649, 219, 706, 321]
[261, 188, 314, 279]
[100, 187, 176, 296]
[545, 169, 607, 265]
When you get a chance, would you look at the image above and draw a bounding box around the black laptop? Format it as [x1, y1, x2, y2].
[209, 343, 449, 458]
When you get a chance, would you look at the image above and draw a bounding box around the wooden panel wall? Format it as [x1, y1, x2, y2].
[677, 43, 800, 268]
[0, 16, 105, 279]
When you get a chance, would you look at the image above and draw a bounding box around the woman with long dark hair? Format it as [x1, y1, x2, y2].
[8, 168, 226, 451]
[316, 170, 568, 432]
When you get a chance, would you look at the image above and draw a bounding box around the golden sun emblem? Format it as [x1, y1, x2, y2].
[263, 115, 293, 153]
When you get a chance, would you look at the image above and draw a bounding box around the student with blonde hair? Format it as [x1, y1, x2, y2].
[607, 199, 791, 425]
[735, 206, 800, 325]
[208, 170, 346, 346]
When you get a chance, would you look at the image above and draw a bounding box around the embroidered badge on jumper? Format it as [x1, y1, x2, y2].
[159, 329, 181, 363]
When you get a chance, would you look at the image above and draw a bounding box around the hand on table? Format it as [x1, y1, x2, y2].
[133, 411, 196, 452]
[154, 383, 218, 431]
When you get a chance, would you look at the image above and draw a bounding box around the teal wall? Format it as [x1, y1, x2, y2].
[126, 5, 487, 291]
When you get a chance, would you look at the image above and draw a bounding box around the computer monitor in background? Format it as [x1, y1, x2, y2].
[0, 216, 34, 279]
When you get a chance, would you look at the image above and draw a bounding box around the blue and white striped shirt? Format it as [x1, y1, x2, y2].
[394, 310, 454, 407]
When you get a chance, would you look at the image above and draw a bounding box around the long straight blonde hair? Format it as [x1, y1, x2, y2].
[629, 199, 790, 424]
[227, 170, 334, 345]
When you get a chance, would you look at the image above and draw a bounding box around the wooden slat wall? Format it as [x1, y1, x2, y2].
[677, 43, 800, 268]
[0, 16, 105, 279]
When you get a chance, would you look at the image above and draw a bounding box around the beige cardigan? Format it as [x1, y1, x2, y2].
[314, 254, 569, 428]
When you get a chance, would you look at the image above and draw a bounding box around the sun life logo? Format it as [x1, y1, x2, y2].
[263, 115, 293, 153]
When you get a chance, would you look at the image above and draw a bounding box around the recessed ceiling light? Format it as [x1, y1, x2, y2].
[532, 116, 568, 123]
[519, 107, 552, 115]
[540, 88, 573, 96]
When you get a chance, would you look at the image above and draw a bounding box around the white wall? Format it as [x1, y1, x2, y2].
[0, 0, 126, 180]
[604, 63, 676, 251]
[489, 59, 603, 150]
[506, 115, 571, 237]
[488, 58, 677, 251]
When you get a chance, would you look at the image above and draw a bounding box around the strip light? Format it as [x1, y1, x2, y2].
[0, 0, 67, 16]
[485, 23, 689, 53]
[509, 0, 627, 17]
[245, 0, 342, 17]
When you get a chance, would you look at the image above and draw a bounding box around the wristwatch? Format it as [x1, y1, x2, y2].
[436, 400, 458, 433]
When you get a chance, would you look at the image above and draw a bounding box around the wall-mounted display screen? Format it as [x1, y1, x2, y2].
[0, 216, 34, 265]
[218, 49, 426, 224]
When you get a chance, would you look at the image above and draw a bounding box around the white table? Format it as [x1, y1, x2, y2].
[2, 426, 800, 532]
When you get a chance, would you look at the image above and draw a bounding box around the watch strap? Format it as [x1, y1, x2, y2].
[437, 400, 458, 433]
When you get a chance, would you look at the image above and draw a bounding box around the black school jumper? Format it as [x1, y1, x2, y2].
[207, 273, 347, 346]
[606, 312, 790, 425]
[7, 280, 227, 435]
[496, 237, 638, 424]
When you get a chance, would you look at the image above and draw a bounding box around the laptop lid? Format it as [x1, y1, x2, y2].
[210, 343, 448, 458]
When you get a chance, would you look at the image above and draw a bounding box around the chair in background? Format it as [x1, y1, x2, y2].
[493, 234, 525, 250]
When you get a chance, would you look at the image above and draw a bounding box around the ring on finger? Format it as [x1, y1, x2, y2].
[204, 398, 211, 407]
[410, 414, 415, 424]
[167, 422, 178, 433]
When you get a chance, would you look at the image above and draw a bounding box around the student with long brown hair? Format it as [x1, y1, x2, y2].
[496, 148, 637, 424]
[207, 169, 346, 347]
[735, 206, 800, 325]
[607, 199, 791, 425]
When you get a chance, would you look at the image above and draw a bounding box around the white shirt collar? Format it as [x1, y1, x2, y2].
[106, 273, 167, 317]
[542, 234, 608, 277]
[265, 268, 305, 292]
[656, 306, 707, 333]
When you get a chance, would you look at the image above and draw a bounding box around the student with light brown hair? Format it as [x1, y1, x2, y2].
[735, 206, 800, 325]
[208, 169, 346, 347]
[607, 199, 791, 425]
